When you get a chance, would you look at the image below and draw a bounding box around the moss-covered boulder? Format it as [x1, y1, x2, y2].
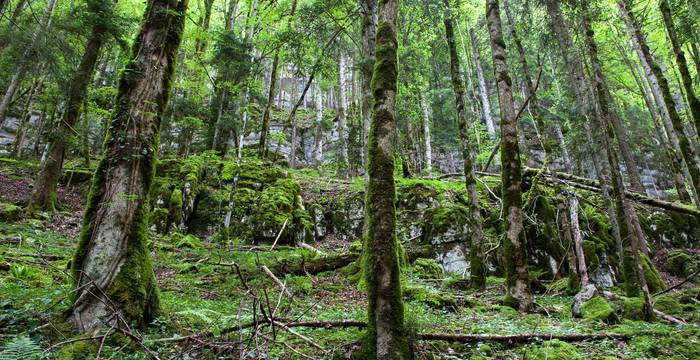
[0, 202, 22, 222]
[620, 297, 645, 320]
[412, 258, 443, 279]
[654, 295, 683, 315]
[526, 339, 584, 360]
[580, 296, 616, 322]
[664, 250, 696, 277]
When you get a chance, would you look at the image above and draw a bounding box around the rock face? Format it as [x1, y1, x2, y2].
[148, 155, 692, 287]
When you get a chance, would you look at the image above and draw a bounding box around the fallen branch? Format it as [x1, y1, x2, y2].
[417, 332, 630, 343]
[262, 265, 292, 298]
[481, 138, 502, 172]
[653, 267, 700, 297]
[653, 310, 686, 325]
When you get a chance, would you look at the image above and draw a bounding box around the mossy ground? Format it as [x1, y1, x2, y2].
[2, 218, 700, 358]
[1, 161, 700, 359]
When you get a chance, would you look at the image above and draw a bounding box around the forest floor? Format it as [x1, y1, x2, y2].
[1, 159, 700, 359]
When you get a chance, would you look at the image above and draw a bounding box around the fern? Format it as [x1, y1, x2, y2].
[0, 335, 41, 360]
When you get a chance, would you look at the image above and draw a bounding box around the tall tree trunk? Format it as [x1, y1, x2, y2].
[607, 100, 645, 192]
[420, 91, 432, 173]
[259, 0, 297, 156]
[443, 0, 486, 289]
[503, 0, 589, 287]
[659, 0, 700, 133]
[619, 0, 700, 209]
[360, 0, 377, 174]
[583, 0, 654, 320]
[29, 15, 108, 212]
[70, 0, 188, 333]
[486, 0, 532, 312]
[194, 0, 215, 54]
[336, 52, 350, 179]
[361, 0, 411, 355]
[469, 28, 497, 142]
[614, 34, 692, 202]
[0, 0, 58, 128]
[313, 83, 324, 170]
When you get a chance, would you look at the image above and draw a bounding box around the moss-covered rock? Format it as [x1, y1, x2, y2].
[0, 202, 22, 222]
[620, 297, 645, 320]
[654, 295, 682, 315]
[403, 283, 458, 309]
[664, 250, 696, 277]
[580, 296, 616, 322]
[526, 339, 584, 360]
[412, 258, 443, 279]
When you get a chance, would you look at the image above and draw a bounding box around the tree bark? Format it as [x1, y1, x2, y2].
[70, 0, 188, 333]
[443, 0, 486, 289]
[420, 91, 432, 173]
[469, 28, 496, 142]
[336, 52, 350, 179]
[486, 0, 532, 312]
[659, 0, 700, 135]
[29, 12, 108, 212]
[583, 0, 654, 320]
[361, 0, 411, 355]
[313, 83, 324, 169]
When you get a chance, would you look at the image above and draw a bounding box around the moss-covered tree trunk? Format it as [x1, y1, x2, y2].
[29, 8, 109, 212]
[619, 0, 700, 209]
[361, 0, 411, 356]
[659, 0, 700, 134]
[582, 0, 654, 320]
[336, 52, 350, 179]
[443, 0, 486, 289]
[70, 0, 188, 333]
[486, 0, 532, 312]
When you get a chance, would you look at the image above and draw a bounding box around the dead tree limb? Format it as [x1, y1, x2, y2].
[417, 332, 630, 343]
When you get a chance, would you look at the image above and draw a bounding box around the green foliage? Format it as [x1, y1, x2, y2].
[412, 258, 443, 279]
[0, 335, 41, 360]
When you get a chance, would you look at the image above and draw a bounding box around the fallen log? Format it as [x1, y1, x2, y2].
[520, 167, 699, 216]
[270, 251, 359, 276]
[417, 332, 630, 343]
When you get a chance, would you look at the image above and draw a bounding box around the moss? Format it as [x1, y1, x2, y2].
[664, 250, 696, 277]
[641, 253, 665, 293]
[403, 283, 457, 309]
[412, 258, 443, 279]
[580, 296, 616, 322]
[582, 240, 600, 269]
[526, 340, 583, 360]
[56, 338, 97, 360]
[175, 234, 202, 249]
[654, 295, 682, 315]
[0, 202, 22, 222]
[167, 188, 183, 230]
[620, 297, 645, 320]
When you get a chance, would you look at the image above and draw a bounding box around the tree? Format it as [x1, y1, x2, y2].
[486, 0, 532, 312]
[659, 0, 700, 136]
[361, 0, 411, 354]
[442, 0, 486, 289]
[582, 0, 654, 320]
[70, 0, 188, 332]
[28, 0, 116, 212]
[619, 0, 700, 208]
